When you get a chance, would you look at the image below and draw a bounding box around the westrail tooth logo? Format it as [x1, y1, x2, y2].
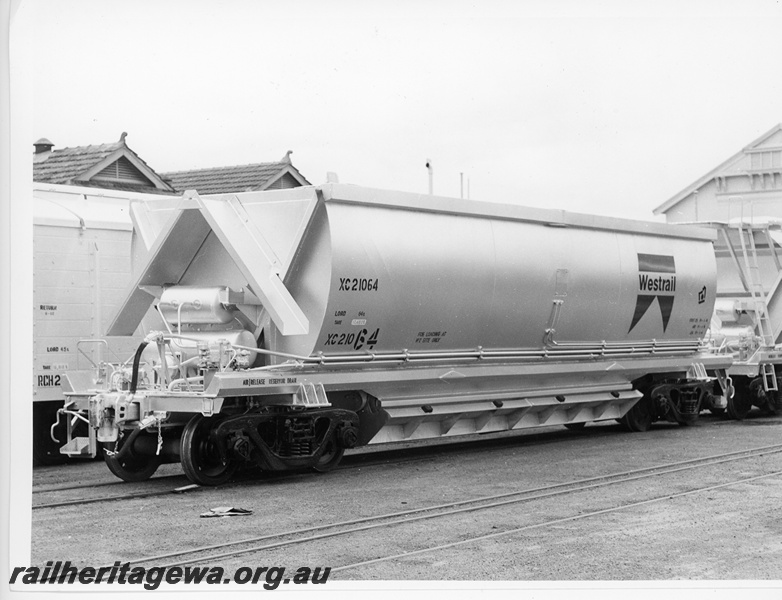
[628, 253, 676, 333]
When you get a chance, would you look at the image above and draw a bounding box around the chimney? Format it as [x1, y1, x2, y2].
[33, 138, 54, 163]
[34, 138, 54, 154]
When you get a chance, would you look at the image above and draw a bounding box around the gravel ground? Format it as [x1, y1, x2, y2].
[29, 410, 782, 587]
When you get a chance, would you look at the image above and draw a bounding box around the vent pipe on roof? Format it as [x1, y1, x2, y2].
[33, 138, 54, 154]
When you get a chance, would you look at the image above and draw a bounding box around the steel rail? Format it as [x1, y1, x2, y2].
[30, 443, 508, 507]
[31, 436, 497, 505]
[32, 473, 188, 496]
[31, 443, 444, 505]
[32, 485, 199, 510]
[332, 468, 782, 575]
[104, 442, 782, 569]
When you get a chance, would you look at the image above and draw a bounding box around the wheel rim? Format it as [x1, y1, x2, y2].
[757, 382, 781, 415]
[727, 382, 753, 420]
[623, 396, 654, 432]
[760, 392, 781, 415]
[181, 415, 237, 485]
[312, 436, 344, 473]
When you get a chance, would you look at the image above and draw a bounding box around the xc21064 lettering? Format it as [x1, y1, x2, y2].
[338, 278, 379, 292]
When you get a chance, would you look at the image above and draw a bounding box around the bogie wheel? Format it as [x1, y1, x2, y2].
[759, 387, 781, 416]
[727, 381, 754, 421]
[180, 414, 237, 486]
[678, 401, 700, 427]
[620, 395, 654, 432]
[100, 439, 162, 482]
[312, 435, 345, 473]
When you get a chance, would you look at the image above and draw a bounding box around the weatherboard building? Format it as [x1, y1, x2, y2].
[654, 124, 782, 224]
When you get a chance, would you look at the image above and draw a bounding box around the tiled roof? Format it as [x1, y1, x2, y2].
[161, 162, 309, 194]
[33, 139, 177, 194]
[33, 142, 123, 184]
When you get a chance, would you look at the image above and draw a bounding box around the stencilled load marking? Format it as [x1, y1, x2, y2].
[689, 317, 710, 337]
[333, 310, 367, 325]
[415, 331, 447, 344]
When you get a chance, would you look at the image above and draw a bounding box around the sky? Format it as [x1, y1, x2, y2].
[16, 0, 782, 219]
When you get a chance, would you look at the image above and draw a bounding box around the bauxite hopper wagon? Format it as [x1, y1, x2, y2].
[59, 183, 731, 484]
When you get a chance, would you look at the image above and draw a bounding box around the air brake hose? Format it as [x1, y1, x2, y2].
[129, 341, 150, 394]
[111, 426, 144, 461]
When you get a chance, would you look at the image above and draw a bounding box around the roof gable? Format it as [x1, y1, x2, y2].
[161, 162, 310, 195]
[33, 137, 176, 193]
[654, 124, 782, 215]
[745, 125, 782, 151]
[92, 156, 149, 184]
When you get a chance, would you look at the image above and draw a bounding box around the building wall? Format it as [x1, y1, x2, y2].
[666, 182, 782, 224]
[662, 127, 782, 224]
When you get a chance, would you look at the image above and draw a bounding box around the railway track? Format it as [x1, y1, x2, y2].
[32, 483, 201, 510]
[32, 423, 614, 508]
[31, 447, 458, 509]
[95, 442, 782, 571]
[333, 468, 782, 576]
[32, 473, 187, 495]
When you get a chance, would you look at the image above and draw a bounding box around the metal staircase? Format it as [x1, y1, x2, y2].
[736, 224, 778, 392]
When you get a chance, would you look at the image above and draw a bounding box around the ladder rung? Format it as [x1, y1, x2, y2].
[738, 225, 775, 344]
[762, 363, 778, 392]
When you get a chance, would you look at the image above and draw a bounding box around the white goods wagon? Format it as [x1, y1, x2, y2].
[32, 183, 170, 463]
